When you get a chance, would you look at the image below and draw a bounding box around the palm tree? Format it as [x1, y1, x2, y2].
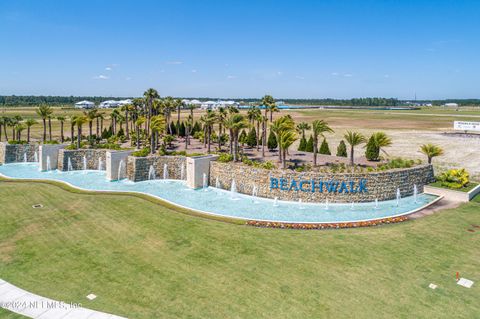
[185, 114, 193, 149]
[72, 115, 87, 149]
[2, 117, 11, 141]
[296, 122, 311, 140]
[57, 116, 66, 143]
[134, 116, 146, 150]
[225, 113, 248, 161]
[420, 144, 444, 164]
[121, 104, 132, 139]
[144, 88, 160, 134]
[47, 115, 53, 141]
[175, 98, 183, 124]
[0, 117, 4, 141]
[110, 109, 121, 135]
[261, 115, 268, 157]
[25, 119, 38, 143]
[36, 105, 53, 142]
[200, 110, 216, 153]
[344, 131, 366, 166]
[312, 120, 333, 166]
[268, 104, 279, 122]
[10, 115, 23, 141]
[15, 123, 26, 141]
[69, 115, 76, 143]
[372, 131, 392, 156]
[216, 107, 227, 150]
[188, 104, 197, 123]
[261, 95, 276, 122]
[270, 115, 296, 162]
[279, 129, 298, 169]
[150, 115, 166, 154]
[84, 109, 98, 140]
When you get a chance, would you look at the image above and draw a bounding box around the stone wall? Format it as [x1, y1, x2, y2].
[0, 142, 39, 164]
[58, 149, 107, 171]
[126, 155, 187, 182]
[209, 162, 435, 203]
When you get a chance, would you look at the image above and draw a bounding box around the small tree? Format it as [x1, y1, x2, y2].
[420, 143, 444, 164]
[179, 121, 186, 137]
[239, 130, 247, 146]
[246, 127, 257, 147]
[298, 136, 307, 151]
[170, 122, 177, 135]
[319, 138, 331, 155]
[305, 135, 314, 152]
[337, 140, 347, 157]
[365, 135, 380, 161]
[267, 130, 277, 150]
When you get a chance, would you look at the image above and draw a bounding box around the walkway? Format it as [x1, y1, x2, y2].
[0, 279, 127, 319]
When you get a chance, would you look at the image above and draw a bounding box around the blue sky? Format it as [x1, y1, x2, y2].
[0, 0, 479, 99]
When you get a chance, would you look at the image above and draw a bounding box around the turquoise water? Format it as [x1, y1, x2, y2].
[0, 163, 438, 223]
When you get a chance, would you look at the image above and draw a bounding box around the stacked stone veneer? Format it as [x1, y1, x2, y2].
[127, 155, 187, 182]
[57, 149, 107, 171]
[209, 162, 435, 203]
[0, 142, 39, 164]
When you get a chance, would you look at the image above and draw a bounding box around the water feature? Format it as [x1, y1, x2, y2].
[298, 198, 304, 210]
[202, 173, 208, 191]
[163, 164, 169, 180]
[325, 199, 329, 210]
[180, 164, 185, 180]
[98, 157, 103, 171]
[23, 153, 27, 163]
[46, 156, 51, 171]
[350, 202, 354, 210]
[230, 180, 238, 199]
[215, 177, 220, 188]
[375, 198, 378, 209]
[414, 184, 418, 204]
[82, 156, 87, 171]
[117, 160, 125, 180]
[67, 158, 73, 171]
[34, 152, 38, 162]
[0, 163, 439, 224]
[396, 188, 401, 207]
[148, 165, 156, 180]
[252, 185, 259, 203]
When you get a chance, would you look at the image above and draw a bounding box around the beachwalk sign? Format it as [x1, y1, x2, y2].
[454, 121, 480, 132]
[270, 177, 368, 194]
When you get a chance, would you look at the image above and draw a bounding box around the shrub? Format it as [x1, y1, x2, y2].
[438, 168, 469, 189]
[217, 153, 234, 162]
[94, 143, 123, 150]
[170, 122, 177, 135]
[259, 161, 275, 170]
[117, 127, 125, 137]
[336, 140, 347, 157]
[193, 131, 204, 141]
[319, 138, 331, 155]
[132, 147, 150, 157]
[298, 136, 307, 151]
[377, 157, 415, 170]
[179, 122, 186, 137]
[305, 135, 314, 152]
[267, 130, 277, 150]
[8, 140, 27, 145]
[365, 135, 380, 161]
[246, 128, 257, 147]
[239, 130, 247, 146]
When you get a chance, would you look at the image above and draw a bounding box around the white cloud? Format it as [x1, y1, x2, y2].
[295, 75, 305, 80]
[105, 67, 112, 71]
[191, 69, 197, 73]
[331, 72, 339, 76]
[277, 71, 283, 76]
[167, 61, 183, 65]
[384, 74, 390, 78]
[93, 75, 109, 80]
[343, 73, 353, 77]
[125, 77, 132, 81]
[227, 75, 237, 79]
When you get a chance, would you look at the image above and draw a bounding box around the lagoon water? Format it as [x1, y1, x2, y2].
[0, 163, 438, 223]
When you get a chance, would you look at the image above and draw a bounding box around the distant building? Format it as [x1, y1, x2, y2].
[74, 100, 95, 109]
[99, 99, 132, 108]
[200, 100, 239, 110]
[182, 99, 202, 107]
[444, 103, 459, 108]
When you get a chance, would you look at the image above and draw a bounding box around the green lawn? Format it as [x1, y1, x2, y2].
[429, 181, 479, 192]
[0, 181, 479, 319]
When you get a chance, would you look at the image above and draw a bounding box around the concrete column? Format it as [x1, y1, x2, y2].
[0, 142, 6, 164]
[39, 144, 67, 171]
[106, 150, 133, 181]
[186, 155, 218, 189]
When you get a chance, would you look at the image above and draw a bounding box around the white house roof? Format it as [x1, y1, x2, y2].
[75, 100, 94, 105]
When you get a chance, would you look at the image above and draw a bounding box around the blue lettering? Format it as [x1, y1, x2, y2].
[289, 179, 299, 191]
[280, 178, 288, 190]
[299, 180, 311, 192]
[325, 181, 339, 193]
[358, 179, 368, 193]
[270, 177, 279, 189]
[349, 181, 358, 193]
[338, 181, 349, 193]
[311, 180, 324, 193]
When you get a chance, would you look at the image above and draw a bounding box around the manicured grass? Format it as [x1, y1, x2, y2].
[0, 309, 28, 319]
[429, 181, 479, 192]
[0, 181, 479, 318]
